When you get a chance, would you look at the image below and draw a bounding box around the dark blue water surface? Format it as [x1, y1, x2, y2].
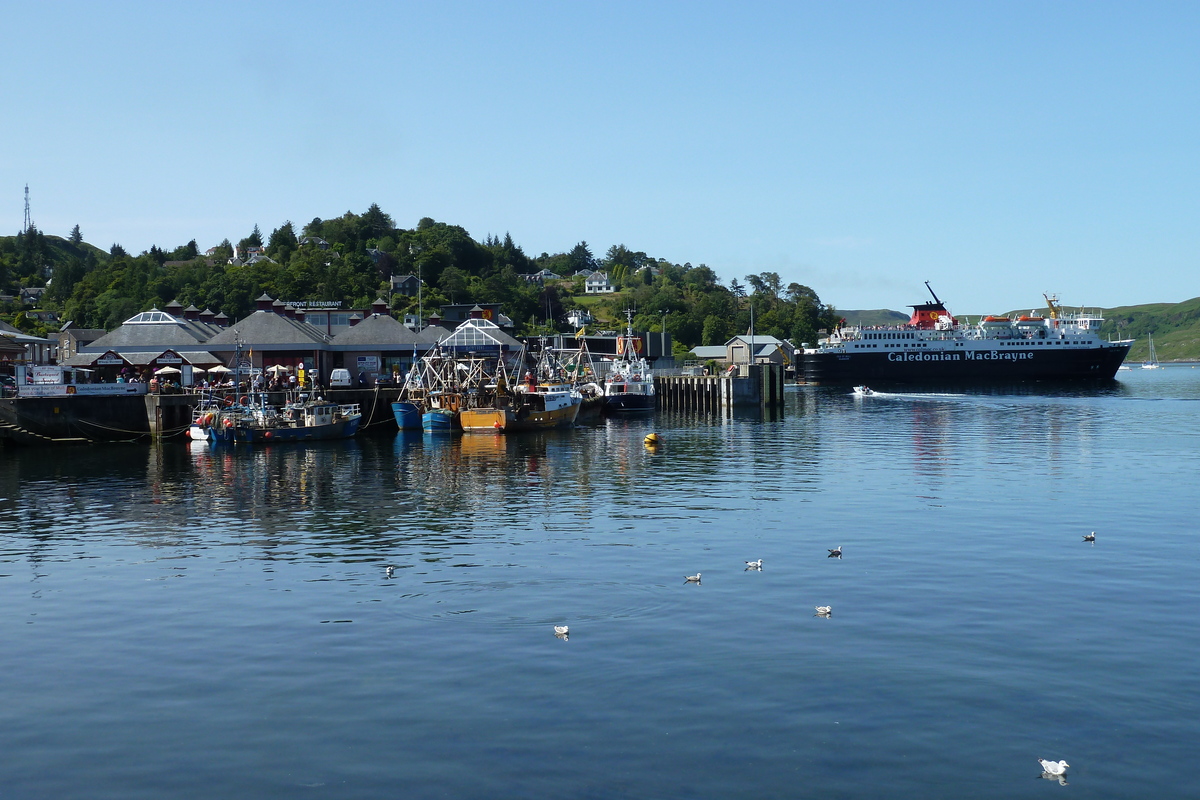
[3, 368, 1199, 799]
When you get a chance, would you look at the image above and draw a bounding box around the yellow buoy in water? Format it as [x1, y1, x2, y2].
[644, 432, 661, 447]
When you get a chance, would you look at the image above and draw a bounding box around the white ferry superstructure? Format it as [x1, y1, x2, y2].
[800, 284, 1133, 384]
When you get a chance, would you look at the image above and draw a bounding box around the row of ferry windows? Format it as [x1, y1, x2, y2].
[852, 340, 1077, 349]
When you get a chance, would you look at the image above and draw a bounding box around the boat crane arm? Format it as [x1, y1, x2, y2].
[1043, 293, 1061, 319]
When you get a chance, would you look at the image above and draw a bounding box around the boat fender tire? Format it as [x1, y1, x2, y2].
[239, 395, 249, 405]
[224, 396, 234, 407]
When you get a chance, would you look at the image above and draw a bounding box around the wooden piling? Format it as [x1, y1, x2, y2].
[655, 365, 784, 415]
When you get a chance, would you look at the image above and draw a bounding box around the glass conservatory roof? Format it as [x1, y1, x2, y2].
[124, 309, 183, 325]
[439, 318, 513, 350]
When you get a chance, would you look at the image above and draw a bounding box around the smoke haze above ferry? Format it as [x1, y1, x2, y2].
[2, 2, 1196, 314]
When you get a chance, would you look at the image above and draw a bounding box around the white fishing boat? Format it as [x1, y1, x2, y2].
[603, 311, 656, 413]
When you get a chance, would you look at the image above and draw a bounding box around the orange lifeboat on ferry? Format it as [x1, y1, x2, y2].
[980, 315, 1011, 326]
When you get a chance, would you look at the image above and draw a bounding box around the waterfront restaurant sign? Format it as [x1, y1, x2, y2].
[282, 300, 343, 309]
[155, 351, 183, 364]
[95, 351, 126, 366]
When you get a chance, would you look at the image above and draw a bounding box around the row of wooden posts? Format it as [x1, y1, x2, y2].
[654, 364, 786, 414]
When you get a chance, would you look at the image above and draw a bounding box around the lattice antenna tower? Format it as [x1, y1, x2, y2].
[23, 184, 31, 232]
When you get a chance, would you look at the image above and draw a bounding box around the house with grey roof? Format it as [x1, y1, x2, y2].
[725, 334, 796, 367]
[204, 295, 330, 375]
[331, 302, 431, 383]
[690, 345, 728, 363]
[1, 320, 57, 365]
[58, 322, 107, 361]
[585, 272, 613, 294]
[76, 309, 223, 358]
[389, 274, 420, 296]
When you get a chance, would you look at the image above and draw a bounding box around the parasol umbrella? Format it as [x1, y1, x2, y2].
[266, 364, 290, 374]
[208, 365, 231, 373]
[154, 366, 181, 375]
[190, 367, 207, 374]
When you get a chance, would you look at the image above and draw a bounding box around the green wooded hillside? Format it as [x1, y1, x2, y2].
[840, 309, 910, 327]
[1097, 297, 1200, 362]
[0, 206, 841, 354]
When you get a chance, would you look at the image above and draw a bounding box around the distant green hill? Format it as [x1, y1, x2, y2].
[1097, 297, 1200, 362]
[0, 233, 108, 266]
[840, 309, 909, 327]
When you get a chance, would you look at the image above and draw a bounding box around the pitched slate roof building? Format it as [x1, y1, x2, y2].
[58, 293, 517, 384]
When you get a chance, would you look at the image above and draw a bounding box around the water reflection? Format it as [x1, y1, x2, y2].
[3, 372, 1200, 799]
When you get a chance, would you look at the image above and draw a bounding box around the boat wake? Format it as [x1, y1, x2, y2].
[851, 389, 967, 400]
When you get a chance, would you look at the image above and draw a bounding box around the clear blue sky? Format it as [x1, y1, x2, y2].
[3, 1, 1197, 314]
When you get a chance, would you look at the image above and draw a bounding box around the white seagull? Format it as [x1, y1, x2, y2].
[814, 605, 832, 616]
[745, 559, 763, 569]
[685, 573, 702, 583]
[1038, 759, 1069, 776]
[553, 625, 569, 637]
[1083, 532, 1095, 542]
[385, 565, 395, 577]
[828, 546, 842, 558]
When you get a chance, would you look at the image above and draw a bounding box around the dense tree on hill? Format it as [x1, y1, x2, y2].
[20, 229, 48, 283]
[168, 239, 199, 261]
[70, 224, 82, 245]
[267, 222, 298, 264]
[210, 239, 233, 262]
[238, 225, 264, 253]
[568, 242, 597, 274]
[5, 203, 842, 349]
[362, 203, 393, 237]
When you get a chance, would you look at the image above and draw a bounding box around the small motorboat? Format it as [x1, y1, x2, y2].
[853, 385, 875, 397]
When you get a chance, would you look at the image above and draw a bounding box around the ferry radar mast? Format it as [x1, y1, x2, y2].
[924, 281, 942, 306]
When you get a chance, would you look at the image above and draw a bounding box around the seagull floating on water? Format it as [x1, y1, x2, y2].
[745, 559, 763, 569]
[1038, 759, 1069, 776]
[828, 546, 842, 558]
[385, 565, 395, 578]
[814, 605, 832, 616]
[685, 573, 702, 583]
[1083, 532, 1095, 542]
[554, 625, 569, 637]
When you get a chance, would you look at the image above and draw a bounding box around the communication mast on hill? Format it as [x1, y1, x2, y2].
[23, 184, 31, 232]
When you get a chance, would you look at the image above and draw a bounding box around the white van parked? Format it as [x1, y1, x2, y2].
[329, 368, 352, 387]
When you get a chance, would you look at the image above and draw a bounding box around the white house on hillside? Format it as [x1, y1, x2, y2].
[585, 272, 613, 294]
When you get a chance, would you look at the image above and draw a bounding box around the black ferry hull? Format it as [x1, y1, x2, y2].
[802, 344, 1131, 384]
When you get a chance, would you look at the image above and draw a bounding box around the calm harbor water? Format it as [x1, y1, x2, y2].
[3, 368, 1199, 799]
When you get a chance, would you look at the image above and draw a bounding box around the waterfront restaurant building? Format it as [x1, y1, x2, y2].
[63, 293, 493, 386]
